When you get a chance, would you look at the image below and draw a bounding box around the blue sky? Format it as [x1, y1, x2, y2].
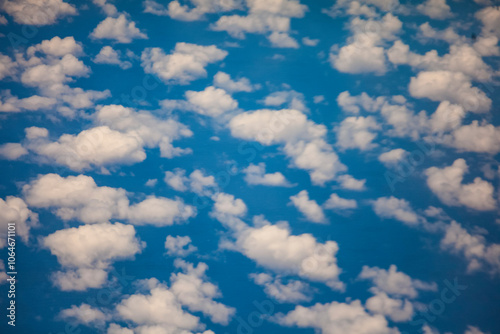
[0, 0, 499, 333]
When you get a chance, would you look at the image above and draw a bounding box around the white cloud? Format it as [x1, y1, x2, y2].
[262, 90, 308, 112]
[28, 105, 192, 171]
[323, 193, 357, 210]
[337, 174, 367, 191]
[335, 116, 380, 150]
[1, 0, 76, 25]
[165, 236, 197, 257]
[141, 43, 227, 85]
[417, 0, 452, 20]
[235, 221, 343, 289]
[0, 93, 57, 113]
[185, 86, 238, 117]
[24, 173, 196, 226]
[243, 163, 291, 186]
[250, 273, 312, 303]
[302, 37, 319, 46]
[444, 121, 500, 154]
[229, 108, 347, 185]
[387, 41, 493, 82]
[94, 46, 132, 69]
[164, 169, 217, 196]
[93, 0, 118, 16]
[116, 260, 234, 331]
[59, 303, 110, 326]
[268, 31, 300, 48]
[417, 22, 462, 44]
[476, 6, 500, 38]
[330, 13, 402, 75]
[0, 196, 38, 248]
[27, 36, 83, 57]
[365, 292, 414, 322]
[378, 148, 408, 167]
[441, 221, 500, 273]
[359, 265, 437, 298]
[409, 71, 491, 113]
[90, 14, 148, 43]
[425, 159, 496, 211]
[213, 71, 259, 92]
[169, 260, 236, 324]
[277, 300, 399, 334]
[211, 0, 306, 48]
[144, 0, 240, 21]
[0, 54, 17, 81]
[290, 190, 326, 223]
[372, 196, 420, 226]
[0, 143, 28, 160]
[43, 222, 144, 290]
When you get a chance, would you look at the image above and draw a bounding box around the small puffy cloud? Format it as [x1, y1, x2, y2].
[409, 71, 491, 113]
[94, 46, 132, 69]
[268, 32, 300, 48]
[476, 6, 500, 38]
[330, 13, 402, 75]
[235, 222, 343, 289]
[116, 260, 234, 331]
[229, 108, 347, 185]
[372, 196, 420, 226]
[23, 173, 196, 226]
[1, 0, 76, 25]
[165, 169, 217, 196]
[161, 86, 238, 117]
[165, 236, 197, 257]
[335, 116, 380, 151]
[425, 159, 496, 211]
[365, 292, 414, 322]
[262, 90, 308, 112]
[378, 148, 408, 167]
[169, 260, 236, 325]
[336, 90, 386, 114]
[417, 0, 452, 20]
[213, 71, 259, 93]
[277, 300, 398, 334]
[211, 0, 306, 47]
[93, 0, 118, 16]
[90, 14, 148, 43]
[445, 121, 500, 154]
[290, 190, 326, 223]
[27, 36, 83, 57]
[43, 222, 144, 291]
[323, 193, 357, 210]
[250, 273, 312, 303]
[187, 86, 238, 117]
[144, 0, 240, 21]
[441, 221, 500, 273]
[337, 174, 366, 190]
[387, 41, 492, 82]
[0, 143, 28, 160]
[417, 22, 462, 44]
[0, 196, 38, 248]
[59, 304, 110, 326]
[302, 37, 319, 46]
[243, 163, 291, 187]
[141, 43, 227, 85]
[359, 265, 437, 298]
